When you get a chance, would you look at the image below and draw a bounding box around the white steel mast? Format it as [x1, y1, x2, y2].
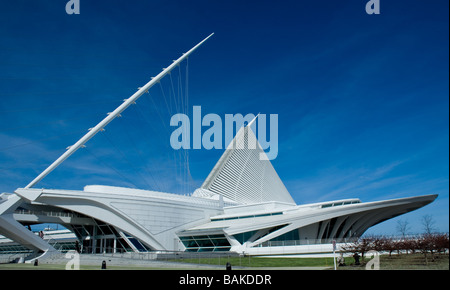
[25, 33, 214, 189]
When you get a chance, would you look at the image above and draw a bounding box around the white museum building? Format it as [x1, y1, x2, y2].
[0, 35, 437, 262]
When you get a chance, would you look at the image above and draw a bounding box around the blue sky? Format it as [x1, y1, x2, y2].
[0, 0, 448, 235]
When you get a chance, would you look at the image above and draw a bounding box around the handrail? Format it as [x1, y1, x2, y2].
[14, 208, 83, 218]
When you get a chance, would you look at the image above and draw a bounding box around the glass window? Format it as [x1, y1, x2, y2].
[233, 230, 258, 244]
[179, 234, 231, 252]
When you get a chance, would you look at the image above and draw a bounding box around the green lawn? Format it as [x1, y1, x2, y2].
[171, 256, 335, 268]
[337, 253, 449, 270]
[172, 253, 449, 270]
[0, 257, 335, 270]
[377, 253, 449, 270]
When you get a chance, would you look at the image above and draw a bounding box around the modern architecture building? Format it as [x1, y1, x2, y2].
[0, 35, 437, 262]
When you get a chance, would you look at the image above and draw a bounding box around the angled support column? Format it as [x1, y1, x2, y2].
[0, 194, 57, 262]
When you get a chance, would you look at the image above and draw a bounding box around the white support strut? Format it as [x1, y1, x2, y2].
[25, 33, 214, 189]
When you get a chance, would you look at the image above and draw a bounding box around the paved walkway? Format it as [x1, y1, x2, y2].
[42, 253, 226, 269]
[240, 266, 330, 270]
[1, 253, 330, 270]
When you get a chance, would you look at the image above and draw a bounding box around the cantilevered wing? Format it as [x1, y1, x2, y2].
[201, 122, 295, 205]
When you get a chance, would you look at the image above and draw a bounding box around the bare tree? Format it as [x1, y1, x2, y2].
[383, 237, 396, 256]
[433, 233, 450, 255]
[421, 215, 437, 235]
[396, 219, 410, 238]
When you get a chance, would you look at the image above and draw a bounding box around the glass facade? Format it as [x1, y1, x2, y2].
[179, 234, 231, 252]
[71, 220, 148, 253]
[211, 212, 283, 221]
[321, 200, 360, 208]
[233, 230, 259, 244]
[269, 228, 300, 241]
[232, 225, 289, 245]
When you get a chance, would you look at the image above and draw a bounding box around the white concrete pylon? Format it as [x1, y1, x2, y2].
[25, 33, 214, 189]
